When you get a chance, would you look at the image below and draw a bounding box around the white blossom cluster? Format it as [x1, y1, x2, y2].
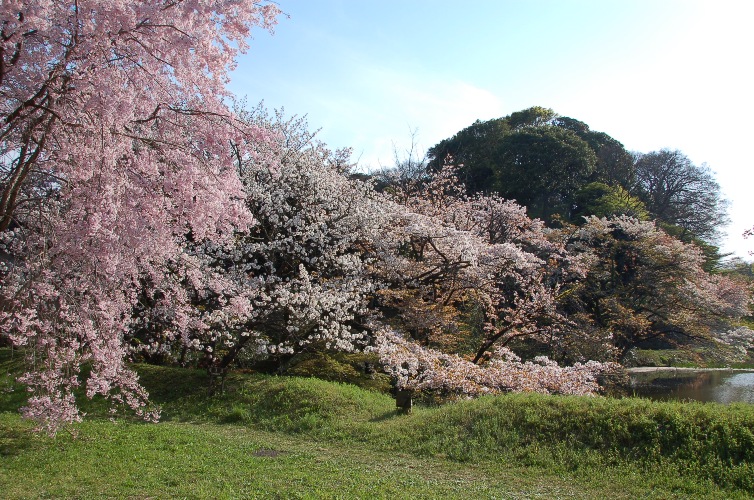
[718, 326, 754, 358]
[373, 328, 617, 397]
[372, 164, 576, 362]
[151, 109, 391, 368]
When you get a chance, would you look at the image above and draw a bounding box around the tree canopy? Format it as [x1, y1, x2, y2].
[557, 216, 748, 360]
[428, 108, 730, 249]
[0, 6, 748, 435]
[427, 107, 634, 222]
[633, 149, 729, 243]
[0, 0, 281, 433]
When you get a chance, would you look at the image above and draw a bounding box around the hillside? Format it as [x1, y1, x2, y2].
[2, 349, 754, 498]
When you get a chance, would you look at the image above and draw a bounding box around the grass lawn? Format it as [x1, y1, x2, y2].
[2, 350, 753, 498]
[2, 416, 742, 499]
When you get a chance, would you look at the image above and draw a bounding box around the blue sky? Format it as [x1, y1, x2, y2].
[230, 0, 754, 258]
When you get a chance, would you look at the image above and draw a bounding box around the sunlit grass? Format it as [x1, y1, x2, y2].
[1, 349, 753, 498]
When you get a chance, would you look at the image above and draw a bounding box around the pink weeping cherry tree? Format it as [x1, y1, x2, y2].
[0, 1, 280, 434]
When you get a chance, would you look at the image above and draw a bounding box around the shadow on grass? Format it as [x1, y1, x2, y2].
[0, 423, 35, 458]
[369, 410, 403, 423]
[0, 386, 28, 414]
[0, 349, 29, 414]
[135, 364, 211, 404]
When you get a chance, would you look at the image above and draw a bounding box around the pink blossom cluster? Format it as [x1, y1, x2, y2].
[373, 163, 579, 362]
[1, 1, 280, 434]
[374, 328, 617, 397]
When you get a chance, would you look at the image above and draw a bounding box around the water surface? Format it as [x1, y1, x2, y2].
[628, 369, 754, 404]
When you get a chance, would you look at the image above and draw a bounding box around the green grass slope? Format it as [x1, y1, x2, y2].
[2, 349, 754, 498]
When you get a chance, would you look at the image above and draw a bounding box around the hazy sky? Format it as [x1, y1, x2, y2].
[230, 0, 754, 259]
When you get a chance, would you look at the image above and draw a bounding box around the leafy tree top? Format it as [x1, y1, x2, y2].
[427, 107, 633, 221]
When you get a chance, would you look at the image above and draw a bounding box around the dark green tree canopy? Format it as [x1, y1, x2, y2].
[427, 117, 511, 192]
[427, 109, 729, 257]
[427, 107, 634, 222]
[493, 125, 596, 220]
[554, 118, 635, 187]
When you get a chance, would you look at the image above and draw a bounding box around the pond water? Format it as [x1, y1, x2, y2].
[628, 369, 754, 404]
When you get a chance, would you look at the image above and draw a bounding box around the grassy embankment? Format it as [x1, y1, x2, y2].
[630, 347, 754, 369]
[2, 348, 754, 499]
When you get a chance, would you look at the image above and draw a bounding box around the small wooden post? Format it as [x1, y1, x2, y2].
[208, 366, 227, 395]
[396, 389, 413, 413]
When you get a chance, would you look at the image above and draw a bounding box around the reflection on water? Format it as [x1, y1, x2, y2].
[629, 370, 754, 404]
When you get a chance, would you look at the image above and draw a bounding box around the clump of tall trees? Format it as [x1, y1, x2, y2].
[1, 2, 750, 436]
[427, 107, 729, 251]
